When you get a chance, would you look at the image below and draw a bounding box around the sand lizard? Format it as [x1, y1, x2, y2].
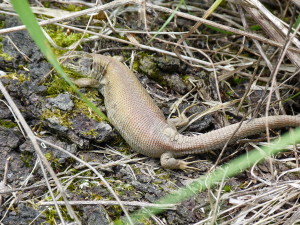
[61, 52, 300, 169]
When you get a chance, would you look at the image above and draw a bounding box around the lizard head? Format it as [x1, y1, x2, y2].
[60, 51, 95, 78]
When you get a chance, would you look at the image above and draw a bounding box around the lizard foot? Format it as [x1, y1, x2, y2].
[167, 103, 199, 129]
[160, 152, 205, 170]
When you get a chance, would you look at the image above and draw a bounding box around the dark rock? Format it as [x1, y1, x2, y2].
[71, 114, 113, 143]
[139, 56, 160, 80]
[0, 103, 13, 119]
[0, 126, 22, 152]
[131, 180, 162, 197]
[1, 203, 46, 225]
[28, 61, 52, 80]
[48, 93, 74, 111]
[157, 55, 181, 72]
[0, 127, 29, 187]
[46, 116, 69, 132]
[3, 17, 43, 62]
[67, 129, 90, 148]
[164, 73, 191, 94]
[19, 136, 77, 164]
[82, 206, 111, 225]
[19, 81, 47, 96]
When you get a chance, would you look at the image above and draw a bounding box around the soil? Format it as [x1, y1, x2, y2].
[0, 1, 300, 224]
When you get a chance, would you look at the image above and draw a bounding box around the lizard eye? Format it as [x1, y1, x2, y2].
[72, 57, 80, 63]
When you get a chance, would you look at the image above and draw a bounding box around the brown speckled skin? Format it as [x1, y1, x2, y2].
[63, 52, 300, 158]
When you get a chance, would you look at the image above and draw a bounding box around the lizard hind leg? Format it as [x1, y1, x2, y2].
[160, 152, 205, 170]
[167, 103, 199, 129]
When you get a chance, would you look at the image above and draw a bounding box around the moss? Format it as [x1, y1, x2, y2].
[116, 146, 132, 155]
[138, 55, 162, 81]
[0, 20, 4, 29]
[81, 128, 98, 137]
[43, 79, 105, 128]
[132, 60, 140, 71]
[0, 35, 14, 61]
[223, 185, 232, 192]
[0, 120, 17, 128]
[0, 51, 14, 61]
[91, 193, 103, 200]
[43, 205, 73, 225]
[225, 90, 234, 97]
[46, 75, 72, 96]
[20, 152, 34, 168]
[41, 108, 73, 128]
[182, 75, 190, 81]
[45, 65, 87, 96]
[65, 4, 86, 12]
[73, 91, 104, 122]
[232, 76, 244, 84]
[44, 25, 89, 49]
[1, 72, 29, 82]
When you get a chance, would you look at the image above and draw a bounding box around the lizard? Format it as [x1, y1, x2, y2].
[61, 51, 300, 169]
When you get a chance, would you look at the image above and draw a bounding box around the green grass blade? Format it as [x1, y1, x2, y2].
[10, 0, 108, 121]
[116, 126, 300, 224]
[148, 0, 185, 43]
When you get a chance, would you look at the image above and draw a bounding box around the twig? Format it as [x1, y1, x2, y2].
[40, 200, 177, 210]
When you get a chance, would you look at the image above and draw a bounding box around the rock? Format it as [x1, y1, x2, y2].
[0, 126, 22, 152]
[139, 56, 160, 80]
[164, 73, 191, 94]
[46, 116, 69, 132]
[71, 114, 113, 143]
[82, 206, 111, 225]
[0, 203, 46, 225]
[0, 104, 13, 119]
[157, 55, 181, 72]
[28, 61, 52, 80]
[19, 136, 77, 164]
[48, 93, 74, 111]
[2, 17, 43, 62]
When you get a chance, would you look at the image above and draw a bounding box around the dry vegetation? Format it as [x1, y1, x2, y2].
[0, 0, 300, 224]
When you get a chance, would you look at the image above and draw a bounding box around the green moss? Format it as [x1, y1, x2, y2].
[0, 35, 14, 61]
[232, 76, 244, 84]
[223, 185, 232, 192]
[44, 25, 89, 48]
[43, 205, 73, 225]
[1, 72, 29, 82]
[81, 128, 98, 137]
[41, 108, 73, 128]
[0, 52, 14, 61]
[43, 77, 105, 128]
[73, 91, 104, 122]
[0, 20, 4, 29]
[132, 60, 140, 71]
[182, 75, 190, 81]
[90, 193, 103, 200]
[20, 152, 34, 167]
[41, 1, 50, 8]
[225, 90, 234, 97]
[116, 146, 132, 155]
[65, 4, 86, 12]
[44, 152, 63, 170]
[138, 56, 161, 81]
[0, 120, 17, 128]
[45, 65, 88, 96]
[46, 75, 72, 96]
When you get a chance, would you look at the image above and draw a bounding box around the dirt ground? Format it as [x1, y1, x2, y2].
[0, 0, 300, 224]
